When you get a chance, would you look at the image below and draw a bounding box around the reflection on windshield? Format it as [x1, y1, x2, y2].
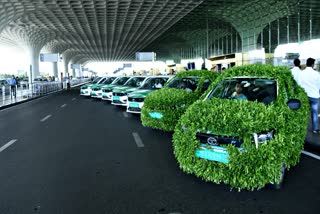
[102, 77, 116, 84]
[166, 77, 199, 92]
[140, 78, 168, 89]
[208, 78, 277, 104]
[124, 77, 145, 87]
[114, 77, 130, 85]
[92, 77, 102, 84]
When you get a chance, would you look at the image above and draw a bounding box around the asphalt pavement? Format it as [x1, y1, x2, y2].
[0, 88, 319, 214]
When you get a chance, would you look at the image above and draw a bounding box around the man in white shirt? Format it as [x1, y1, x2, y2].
[298, 58, 320, 134]
[291, 59, 301, 84]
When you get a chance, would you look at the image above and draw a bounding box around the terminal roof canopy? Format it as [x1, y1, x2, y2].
[0, 0, 320, 63]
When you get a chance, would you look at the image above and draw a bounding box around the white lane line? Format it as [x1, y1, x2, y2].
[132, 132, 144, 148]
[72, 98, 76, 101]
[61, 104, 67, 108]
[123, 112, 129, 118]
[0, 139, 17, 153]
[40, 114, 52, 122]
[302, 150, 320, 161]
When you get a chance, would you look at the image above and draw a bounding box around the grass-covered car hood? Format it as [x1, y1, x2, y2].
[128, 89, 154, 98]
[144, 88, 198, 109]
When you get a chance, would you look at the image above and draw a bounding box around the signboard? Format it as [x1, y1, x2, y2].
[40, 53, 59, 62]
[71, 64, 81, 69]
[136, 52, 156, 61]
[123, 63, 132, 68]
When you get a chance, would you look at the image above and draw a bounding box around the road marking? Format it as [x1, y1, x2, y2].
[61, 104, 67, 108]
[302, 150, 320, 161]
[132, 132, 144, 148]
[0, 139, 17, 153]
[40, 114, 52, 122]
[72, 98, 76, 101]
[123, 112, 129, 118]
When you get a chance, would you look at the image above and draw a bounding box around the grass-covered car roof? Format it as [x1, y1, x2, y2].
[173, 64, 309, 190]
[141, 70, 219, 131]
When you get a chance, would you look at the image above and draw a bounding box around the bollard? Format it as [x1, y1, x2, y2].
[2, 86, 5, 102]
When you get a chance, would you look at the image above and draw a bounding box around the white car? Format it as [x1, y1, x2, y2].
[80, 77, 106, 96]
[111, 76, 147, 106]
[90, 77, 117, 98]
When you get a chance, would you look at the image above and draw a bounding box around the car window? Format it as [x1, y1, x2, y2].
[114, 77, 130, 85]
[124, 77, 145, 87]
[166, 77, 200, 92]
[208, 78, 277, 104]
[102, 77, 116, 84]
[140, 77, 168, 89]
[92, 77, 102, 83]
[201, 79, 211, 94]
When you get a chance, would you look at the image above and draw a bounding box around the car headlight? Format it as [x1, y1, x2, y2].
[172, 104, 186, 109]
[252, 130, 274, 148]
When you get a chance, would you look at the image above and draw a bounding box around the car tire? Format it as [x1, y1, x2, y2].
[272, 164, 286, 190]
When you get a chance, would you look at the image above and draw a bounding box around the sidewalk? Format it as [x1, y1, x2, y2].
[305, 118, 320, 154]
[0, 80, 90, 110]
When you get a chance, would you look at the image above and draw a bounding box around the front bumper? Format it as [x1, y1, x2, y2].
[102, 92, 112, 101]
[111, 95, 128, 106]
[91, 90, 103, 98]
[127, 101, 144, 114]
[80, 89, 92, 96]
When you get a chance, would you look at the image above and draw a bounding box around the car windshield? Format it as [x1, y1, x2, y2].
[101, 77, 116, 84]
[92, 77, 102, 83]
[166, 77, 200, 92]
[139, 77, 168, 89]
[208, 78, 277, 104]
[113, 77, 130, 85]
[124, 77, 145, 87]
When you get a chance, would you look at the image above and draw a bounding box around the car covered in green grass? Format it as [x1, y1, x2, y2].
[80, 77, 105, 96]
[173, 64, 309, 190]
[90, 77, 117, 98]
[141, 70, 219, 131]
[101, 76, 131, 101]
[127, 76, 172, 113]
[111, 76, 147, 106]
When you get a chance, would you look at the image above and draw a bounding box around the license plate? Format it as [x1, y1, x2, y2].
[149, 112, 163, 119]
[195, 146, 229, 163]
[97, 93, 102, 96]
[113, 96, 120, 101]
[129, 102, 140, 108]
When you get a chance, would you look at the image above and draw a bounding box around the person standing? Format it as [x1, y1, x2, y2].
[291, 58, 301, 83]
[298, 58, 320, 134]
[6, 75, 17, 98]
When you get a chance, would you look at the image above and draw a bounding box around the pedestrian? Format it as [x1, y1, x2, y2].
[211, 65, 218, 72]
[297, 58, 320, 134]
[6, 75, 17, 98]
[291, 59, 301, 83]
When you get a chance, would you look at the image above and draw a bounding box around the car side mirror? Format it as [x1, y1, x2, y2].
[287, 99, 301, 110]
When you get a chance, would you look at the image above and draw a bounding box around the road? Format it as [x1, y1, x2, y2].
[0, 88, 319, 214]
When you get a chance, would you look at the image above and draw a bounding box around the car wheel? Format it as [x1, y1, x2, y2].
[272, 164, 286, 190]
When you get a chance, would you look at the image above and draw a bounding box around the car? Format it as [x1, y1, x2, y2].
[141, 70, 219, 131]
[126, 76, 172, 113]
[172, 64, 309, 190]
[111, 76, 147, 106]
[90, 77, 117, 98]
[101, 76, 131, 101]
[80, 77, 106, 96]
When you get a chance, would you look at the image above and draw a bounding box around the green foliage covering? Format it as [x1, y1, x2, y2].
[141, 70, 219, 131]
[173, 64, 309, 190]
